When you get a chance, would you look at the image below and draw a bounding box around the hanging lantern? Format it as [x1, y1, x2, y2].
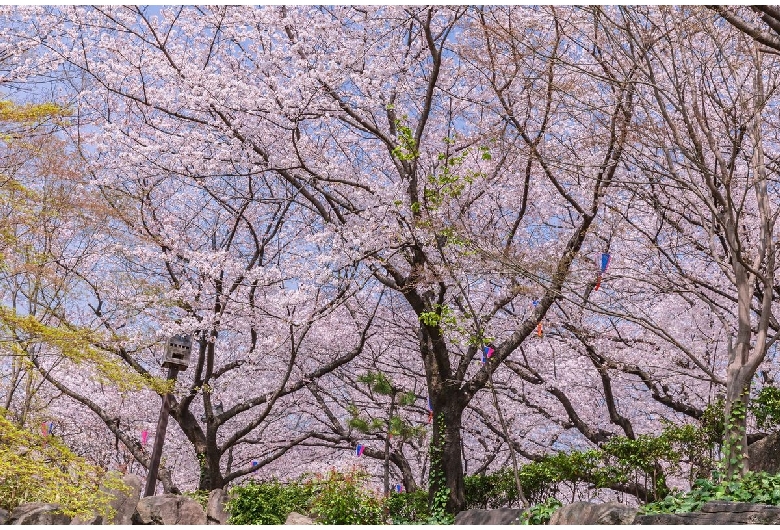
[481, 345, 494, 363]
[595, 253, 611, 291]
[163, 334, 192, 370]
[601, 252, 612, 273]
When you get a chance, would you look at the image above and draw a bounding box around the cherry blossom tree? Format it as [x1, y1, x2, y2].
[2, 4, 780, 512]
[0, 5, 642, 508]
[601, 6, 780, 477]
[0, 5, 383, 493]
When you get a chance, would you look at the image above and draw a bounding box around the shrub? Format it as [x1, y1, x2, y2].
[307, 468, 385, 525]
[0, 410, 127, 520]
[642, 471, 780, 515]
[226, 479, 311, 525]
[465, 468, 520, 509]
[752, 387, 780, 430]
[227, 468, 386, 525]
[520, 497, 563, 525]
[386, 489, 429, 524]
[463, 422, 719, 510]
[182, 489, 209, 510]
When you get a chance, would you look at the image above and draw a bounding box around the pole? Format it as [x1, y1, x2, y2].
[144, 365, 180, 498]
[488, 371, 529, 508]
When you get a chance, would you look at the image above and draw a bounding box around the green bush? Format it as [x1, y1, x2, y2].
[307, 469, 385, 525]
[226, 469, 396, 525]
[182, 489, 209, 510]
[752, 387, 780, 430]
[462, 423, 719, 511]
[520, 498, 563, 525]
[465, 468, 521, 509]
[226, 479, 312, 525]
[642, 471, 780, 515]
[0, 411, 128, 520]
[386, 490, 429, 524]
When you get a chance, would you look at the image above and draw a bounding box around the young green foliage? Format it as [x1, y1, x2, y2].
[391, 118, 418, 161]
[751, 386, 780, 430]
[349, 371, 426, 440]
[0, 308, 171, 394]
[642, 471, 780, 515]
[0, 409, 127, 519]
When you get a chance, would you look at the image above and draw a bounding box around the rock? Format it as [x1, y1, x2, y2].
[132, 494, 207, 525]
[70, 514, 103, 525]
[549, 501, 636, 525]
[454, 508, 524, 525]
[749, 432, 780, 474]
[177, 497, 208, 526]
[107, 474, 143, 525]
[285, 512, 315, 525]
[6, 502, 72, 525]
[206, 489, 229, 525]
[0, 508, 9, 525]
[634, 501, 780, 525]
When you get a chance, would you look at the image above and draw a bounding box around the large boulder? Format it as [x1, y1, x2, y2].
[107, 474, 143, 524]
[6, 502, 72, 525]
[634, 501, 780, 525]
[0, 508, 9, 525]
[132, 494, 207, 525]
[454, 508, 524, 525]
[749, 432, 780, 474]
[285, 512, 315, 525]
[549, 501, 636, 525]
[206, 489, 229, 525]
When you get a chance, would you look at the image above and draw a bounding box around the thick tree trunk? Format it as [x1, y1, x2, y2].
[197, 455, 225, 491]
[429, 392, 466, 514]
[170, 403, 225, 492]
[198, 435, 225, 491]
[195, 455, 225, 491]
[723, 369, 751, 478]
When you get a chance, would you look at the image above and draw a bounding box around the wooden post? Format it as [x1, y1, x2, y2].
[144, 364, 180, 497]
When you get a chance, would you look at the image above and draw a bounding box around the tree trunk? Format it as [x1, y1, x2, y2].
[391, 451, 418, 493]
[198, 429, 225, 491]
[720, 43, 775, 481]
[723, 369, 751, 478]
[195, 454, 225, 491]
[384, 391, 396, 496]
[429, 392, 466, 514]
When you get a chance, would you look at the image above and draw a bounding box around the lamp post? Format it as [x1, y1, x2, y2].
[144, 334, 192, 498]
